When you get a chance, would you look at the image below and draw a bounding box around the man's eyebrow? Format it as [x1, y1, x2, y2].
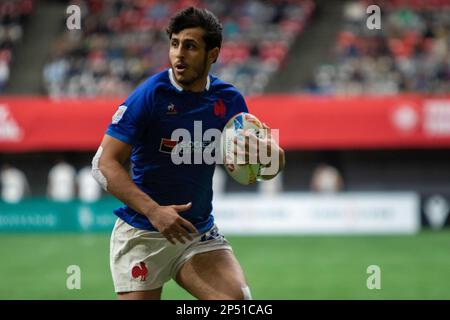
[183, 39, 199, 44]
[171, 37, 200, 45]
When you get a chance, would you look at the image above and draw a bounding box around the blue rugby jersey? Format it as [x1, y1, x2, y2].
[106, 68, 248, 233]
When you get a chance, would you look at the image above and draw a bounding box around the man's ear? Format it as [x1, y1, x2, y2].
[209, 47, 220, 63]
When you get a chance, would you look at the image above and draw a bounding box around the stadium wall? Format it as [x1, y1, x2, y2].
[1, 95, 450, 151]
[0, 95, 449, 232]
[0, 193, 422, 234]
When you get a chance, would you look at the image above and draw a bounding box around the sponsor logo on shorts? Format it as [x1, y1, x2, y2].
[131, 262, 148, 281]
[200, 228, 223, 242]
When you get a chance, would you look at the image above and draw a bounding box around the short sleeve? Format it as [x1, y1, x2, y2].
[106, 84, 152, 145]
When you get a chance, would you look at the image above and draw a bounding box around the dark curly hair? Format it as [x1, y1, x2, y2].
[166, 6, 223, 53]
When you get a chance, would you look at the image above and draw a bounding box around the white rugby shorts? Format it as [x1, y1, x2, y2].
[110, 218, 232, 293]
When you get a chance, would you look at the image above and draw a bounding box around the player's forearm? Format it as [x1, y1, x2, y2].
[99, 160, 158, 217]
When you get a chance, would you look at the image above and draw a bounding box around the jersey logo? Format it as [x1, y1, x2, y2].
[159, 138, 178, 153]
[214, 99, 226, 118]
[167, 103, 177, 115]
[112, 105, 127, 124]
[131, 262, 148, 281]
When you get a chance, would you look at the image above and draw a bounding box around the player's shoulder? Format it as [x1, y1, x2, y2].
[136, 68, 172, 95]
[209, 74, 244, 100]
[119, 69, 172, 115]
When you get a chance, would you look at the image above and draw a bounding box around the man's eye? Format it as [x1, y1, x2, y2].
[171, 42, 178, 47]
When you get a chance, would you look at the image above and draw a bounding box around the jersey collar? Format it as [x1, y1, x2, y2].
[168, 68, 210, 92]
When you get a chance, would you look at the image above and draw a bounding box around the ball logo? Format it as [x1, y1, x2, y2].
[244, 114, 262, 128]
[131, 262, 148, 281]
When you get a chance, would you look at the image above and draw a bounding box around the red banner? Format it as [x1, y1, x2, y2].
[1, 95, 450, 152]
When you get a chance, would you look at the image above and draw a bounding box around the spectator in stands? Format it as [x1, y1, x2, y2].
[0, 0, 34, 93]
[310, 163, 344, 193]
[258, 172, 283, 195]
[306, 0, 450, 96]
[77, 165, 102, 203]
[42, 0, 314, 97]
[47, 158, 76, 202]
[0, 163, 29, 203]
[0, 59, 9, 93]
[212, 165, 226, 198]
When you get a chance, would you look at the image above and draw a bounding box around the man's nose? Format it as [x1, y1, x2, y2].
[175, 45, 185, 58]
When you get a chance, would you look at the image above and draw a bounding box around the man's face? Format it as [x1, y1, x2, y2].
[169, 27, 212, 90]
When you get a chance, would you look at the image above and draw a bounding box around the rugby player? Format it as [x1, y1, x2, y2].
[92, 6, 285, 300]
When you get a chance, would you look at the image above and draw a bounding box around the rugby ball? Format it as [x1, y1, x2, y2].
[221, 112, 265, 185]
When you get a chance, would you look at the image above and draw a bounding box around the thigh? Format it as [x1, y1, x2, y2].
[175, 249, 250, 300]
[110, 218, 181, 294]
[117, 288, 162, 300]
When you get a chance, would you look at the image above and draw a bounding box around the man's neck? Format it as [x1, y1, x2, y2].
[179, 77, 208, 92]
[169, 67, 210, 92]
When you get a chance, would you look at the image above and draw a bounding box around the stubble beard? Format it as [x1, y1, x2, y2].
[175, 55, 209, 89]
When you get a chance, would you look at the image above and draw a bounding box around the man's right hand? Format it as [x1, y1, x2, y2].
[145, 202, 198, 245]
[96, 135, 199, 245]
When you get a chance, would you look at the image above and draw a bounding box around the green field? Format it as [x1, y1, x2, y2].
[0, 231, 449, 299]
